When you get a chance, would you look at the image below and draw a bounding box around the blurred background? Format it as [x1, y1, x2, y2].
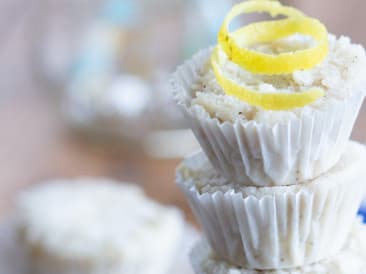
[0, 0, 365, 225]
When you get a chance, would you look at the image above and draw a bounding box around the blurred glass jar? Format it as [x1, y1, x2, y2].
[35, 0, 234, 157]
[32, 0, 106, 90]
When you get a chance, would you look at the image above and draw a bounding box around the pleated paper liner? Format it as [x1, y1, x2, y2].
[177, 141, 366, 269]
[190, 219, 366, 274]
[171, 48, 366, 187]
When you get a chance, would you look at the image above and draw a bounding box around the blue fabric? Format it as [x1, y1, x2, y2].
[358, 206, 366, 223]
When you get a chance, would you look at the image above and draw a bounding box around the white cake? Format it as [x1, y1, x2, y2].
[191, 220, 366, 274]
[190, 34, 366, 124]
[171, 34, 366, 186]
[16, 178, 186, 274]
[177, 141, 366, 269]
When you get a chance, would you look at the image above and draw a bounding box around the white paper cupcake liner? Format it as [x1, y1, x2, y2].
[177, 141, 366, 269]
[190, 219, 366, 274]
[171, 48, 366, 186]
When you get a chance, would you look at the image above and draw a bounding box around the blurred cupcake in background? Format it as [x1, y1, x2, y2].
[15, 178, 198, 274]
[34, 0, 236, 157]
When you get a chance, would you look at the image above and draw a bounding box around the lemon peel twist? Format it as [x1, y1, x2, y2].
[211, 48, 325, 110]
[212, 0, 329, 110]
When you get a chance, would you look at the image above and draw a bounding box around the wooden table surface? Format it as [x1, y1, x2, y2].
[0, 0, 365, 224]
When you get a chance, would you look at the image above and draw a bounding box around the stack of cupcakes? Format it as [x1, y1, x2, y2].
[171, 1, 366, 273]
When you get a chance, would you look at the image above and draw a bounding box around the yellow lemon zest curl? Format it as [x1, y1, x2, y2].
[211, 48, 324, 110]
[212, 0, 329, 110]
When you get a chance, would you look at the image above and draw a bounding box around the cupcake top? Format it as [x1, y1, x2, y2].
[17, 178, 184, 274]
[191, 220, 366, 274]
[189, 34, 366, 125]
[172, 0, 366, 125]
[177, 141, 366, 192]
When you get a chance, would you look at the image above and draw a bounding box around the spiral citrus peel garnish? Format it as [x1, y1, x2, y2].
[218, 1, 329, 74]
[211, 0, 329, 110]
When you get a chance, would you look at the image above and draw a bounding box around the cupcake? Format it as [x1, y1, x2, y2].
[171, 7, 366, 186]
[177, 141, 366, 269]
[16, 178, 189, 274]
[190, 219, 366, 274]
